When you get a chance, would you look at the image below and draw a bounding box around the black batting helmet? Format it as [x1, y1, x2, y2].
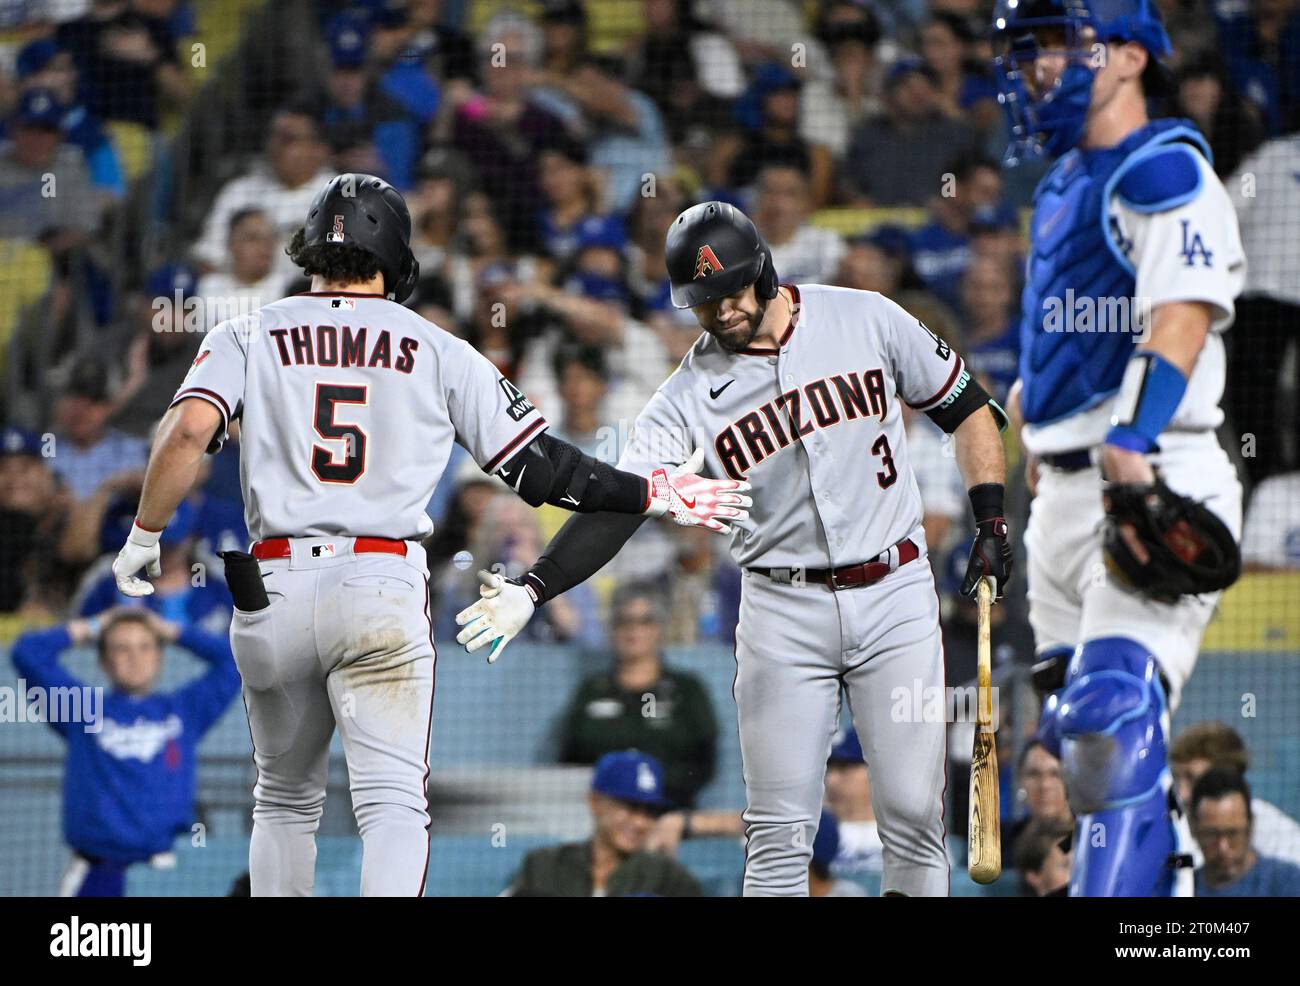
[665, 201, 778, 309]
[302, 173, 420, 303]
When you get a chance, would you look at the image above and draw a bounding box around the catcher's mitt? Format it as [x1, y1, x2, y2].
[1101, 474, 1240, 604]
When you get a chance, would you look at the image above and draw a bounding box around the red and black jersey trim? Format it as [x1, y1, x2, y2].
[738, 283, 801, 356]
[172, 386, 233, 427]
[294, 290, 389, 299]
[482, 416, 547, 474]
[906, 356, 966, 412]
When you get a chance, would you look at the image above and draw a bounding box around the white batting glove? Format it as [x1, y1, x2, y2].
[112, 521, 162, 597]
[455, 570, 538, 664]
[645, 448, 752, 533]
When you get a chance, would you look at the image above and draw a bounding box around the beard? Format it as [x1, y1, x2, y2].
[704, 297, 768, 353]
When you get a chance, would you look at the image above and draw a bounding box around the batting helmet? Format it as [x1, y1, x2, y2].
[302, 173, 420, 303]
[665, 201, 778, 309]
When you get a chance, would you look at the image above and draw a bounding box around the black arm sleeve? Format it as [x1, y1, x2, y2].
[925, 373, 1009, 434]
[497, 433, 649, 514]
[523, 511, 647, 605]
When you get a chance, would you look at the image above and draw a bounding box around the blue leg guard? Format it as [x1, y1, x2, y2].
[1052, 637, 1186, 897]
[1032, 645, 1074, 759]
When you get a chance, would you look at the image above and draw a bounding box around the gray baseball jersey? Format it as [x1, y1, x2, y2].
[619, 283, 968, 896]
[618, 283, 973, 569]
[172, 292, 547, 540]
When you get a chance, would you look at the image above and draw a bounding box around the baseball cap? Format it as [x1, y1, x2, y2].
[145, 262, 198, 302]
[573, 214, 628, 254]
[15, 39, 61, 80]
[886, 58, 937, 89]
[328, 15, 368, 70]
[0, 426, 43, 459]
[13, 87, 64, 130]
[541, 0, 587, 25]
[828, 726, 865, 764]
[812, 810, 841, 869]
[64, 355, 110, 402]
[416, 145, 474, 187]
[591, 750, 671, 809]
[971, 202, 1020, 235]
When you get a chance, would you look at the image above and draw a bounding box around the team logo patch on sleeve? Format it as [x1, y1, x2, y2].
[694, 245, 724, 278]
[919, 320, 952, 360]
[499, 378, 536, 421]
[326, 214, 346, 243]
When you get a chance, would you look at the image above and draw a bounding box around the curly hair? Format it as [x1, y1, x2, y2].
[285, 226, 383, 285]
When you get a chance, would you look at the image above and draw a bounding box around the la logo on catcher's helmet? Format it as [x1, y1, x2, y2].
[693, 244, 725, 279]
[665, 201, 778, 308]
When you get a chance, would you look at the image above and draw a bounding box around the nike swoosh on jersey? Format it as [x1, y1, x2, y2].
[709, 380, 736, 400]
[561, 493, 580, 506]
[510, 464, 527, 492]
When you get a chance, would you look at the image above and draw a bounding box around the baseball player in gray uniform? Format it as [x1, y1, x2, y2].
[456, 202, 1014, 896]
[110, 176, 750, 897]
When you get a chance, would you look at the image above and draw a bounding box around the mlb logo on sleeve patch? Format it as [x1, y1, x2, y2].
[311, 543, 336, 558]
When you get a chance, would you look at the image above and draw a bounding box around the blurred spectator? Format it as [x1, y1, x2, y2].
[959, 253, 1020, 404]
[1240, 472, 1300, 570]
[625, 0, 744, 145]
[1013, 815, 1073, 896]
[108, 263, 202, 438]
[809, 811, 868, 897]
[50, 354, 148, 501]
[844, 59, 976, 206]
[557, 583, 717, 808]
[725, 65, 833, 206]
[626, 175, 701, 360]
[407, 145, 476, 320]
[316, 14, 421, 190]
[506, 750, 702, 897]
[69, 497, 233, 634]
[1003, 740, 1071, 870]
[534, 138, 623, 265]
[190, 107, 333, 280]
[1170, 722, 1300, 864]
[800, 1, 885, 160]
[546, 342, 609, 457]
[753, 164, 845, 284]
[903, 404, 966, 569]
[909, 154, 1003, 311]
[1173, 51, 1265, 179]
[823, 727, 884, 881]
[661, 524, 741, 646]
[1226, 137, 1300, 484]
[920, 12, 999, 133]
[448, 11, 574, 251]
[194, 208, 284, 328]
[56, 0, 191, 128]
[9, 609, 239, 896]
[710, 0, 831, 74]
[373, 0, 477, 130]
[0, 88, 100, 250]
[12, 38, 124, 199]
[1192, 768, 1300, 896]
[1213, 0, 1300, 136]
[430, 461, 599, 645]
[0, 427, 69, 618]
[514, 230, 670, 430]
[527, 5, 672, 213]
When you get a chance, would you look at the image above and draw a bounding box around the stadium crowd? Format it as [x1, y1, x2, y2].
[0, 0, 1298, 895]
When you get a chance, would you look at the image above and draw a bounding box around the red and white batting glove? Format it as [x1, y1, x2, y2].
[112, 520, 163, 597]
[644, 448, 752, 534]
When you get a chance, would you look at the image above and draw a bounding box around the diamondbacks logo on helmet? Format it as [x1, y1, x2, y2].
[326, 214, 345, 243]
[694, 245, 724, 279]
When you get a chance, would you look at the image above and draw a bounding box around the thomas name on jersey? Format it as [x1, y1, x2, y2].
[267, 324, 420, 373]
[715, 369, 890, 480]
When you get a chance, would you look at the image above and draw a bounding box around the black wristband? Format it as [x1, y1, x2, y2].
[968, 482, 1006, 524]
[522, 566, 556, 607]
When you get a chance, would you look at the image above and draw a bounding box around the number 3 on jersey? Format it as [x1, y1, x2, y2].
[872, 434, 897, 489]
[312, 383, 368, 483]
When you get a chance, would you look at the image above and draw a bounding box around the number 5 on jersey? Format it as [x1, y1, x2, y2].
[313, 383, 368, 484]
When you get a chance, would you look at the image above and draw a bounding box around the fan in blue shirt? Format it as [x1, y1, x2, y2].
[10, 609, 240, 896]
[1192, 767, 1300, 897]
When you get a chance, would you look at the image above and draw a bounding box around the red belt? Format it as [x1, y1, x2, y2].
[252, 537, 408, 560]
[748, 537, 920, 591]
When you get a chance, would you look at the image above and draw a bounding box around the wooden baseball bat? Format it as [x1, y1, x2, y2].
[968, 577, 1002, 884]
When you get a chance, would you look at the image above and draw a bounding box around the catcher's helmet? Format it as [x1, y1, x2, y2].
[302, 173, 419, 303]
[665, 201, 778, 309]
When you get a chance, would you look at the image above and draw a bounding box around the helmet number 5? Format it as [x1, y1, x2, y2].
[312, 383, 368, 484]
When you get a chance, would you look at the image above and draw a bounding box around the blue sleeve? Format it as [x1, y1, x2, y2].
[10, 627, 81, 737]
[76, 574, 120, 618]
[171, 625, 240, 735]
[373, 119, 419, 191]
[86, 140, 125, 198]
